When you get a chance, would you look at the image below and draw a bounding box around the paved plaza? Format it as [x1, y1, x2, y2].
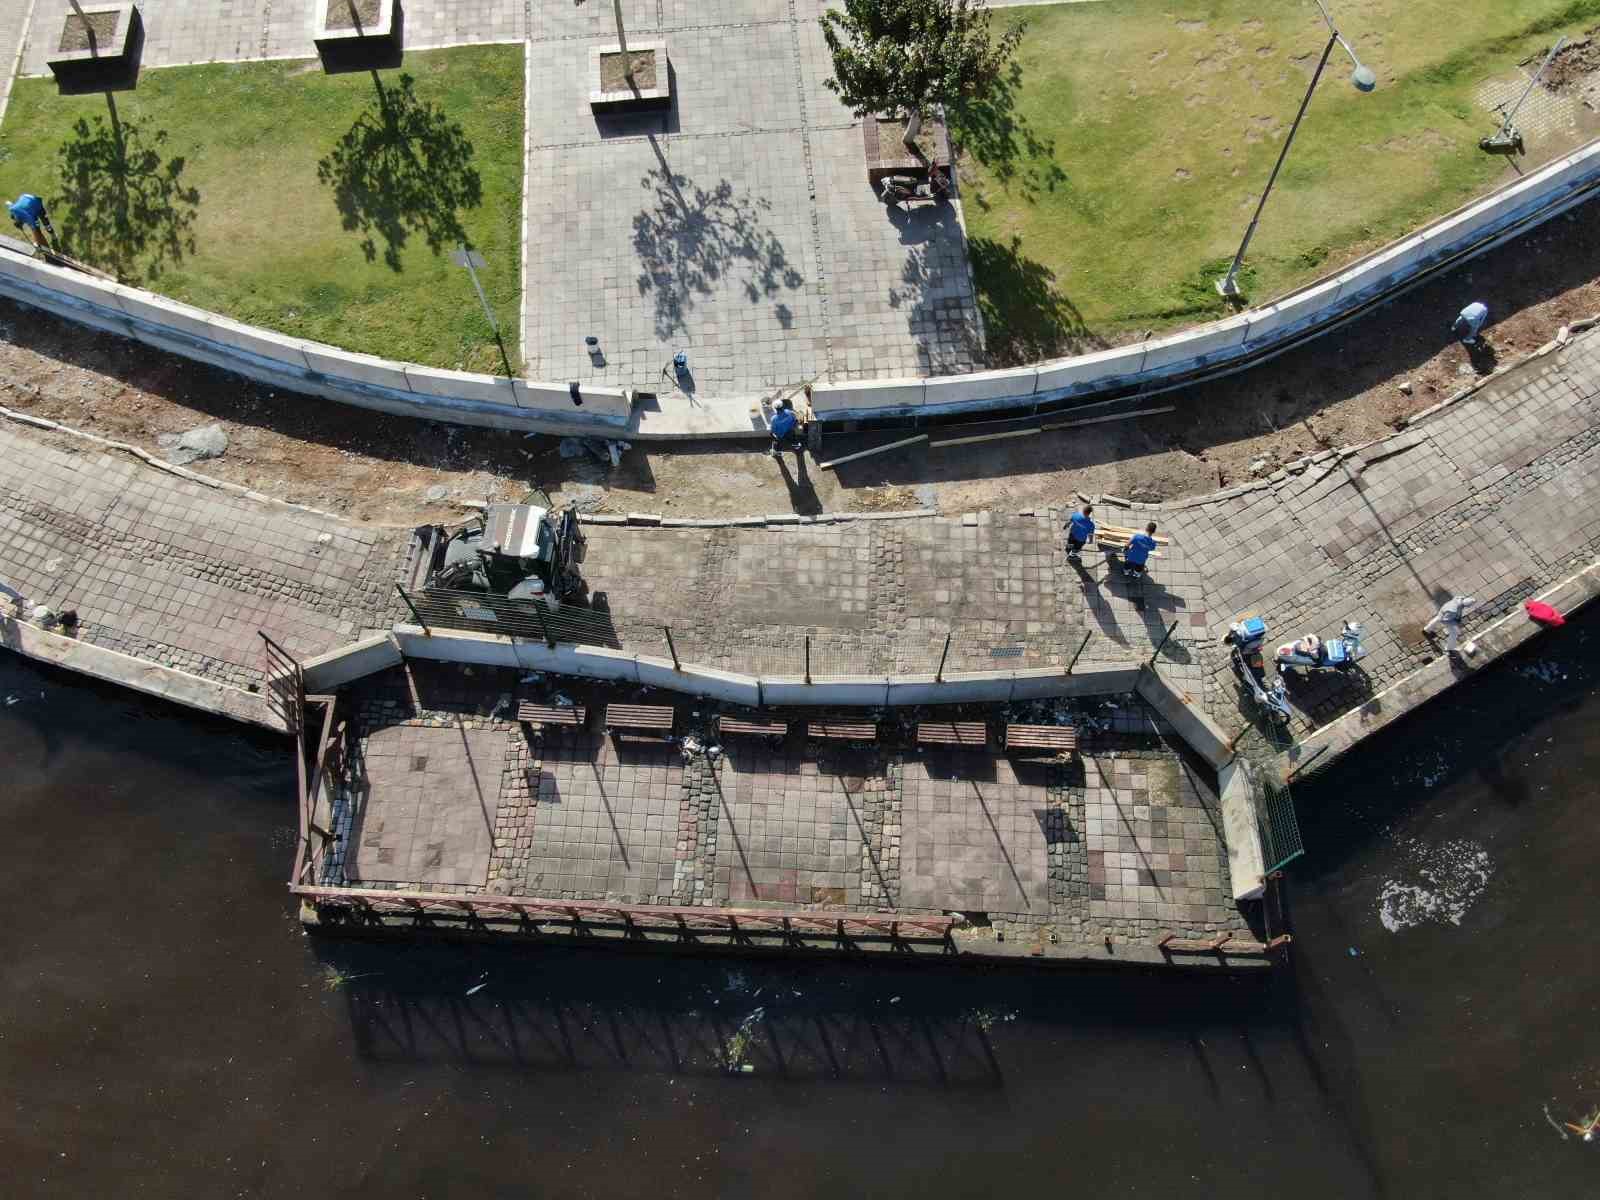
[329, 662, 1242, 943]
[520, 2, 982, 393]
[7, 1, 984, 396]
[526, 734, 683, 900]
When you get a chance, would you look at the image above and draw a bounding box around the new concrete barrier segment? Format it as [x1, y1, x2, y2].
[1218, 761, 1267, 903]
[301, 632, 404, 693]
[388, 624, 1144, 707]
[2, 137, 1600, 436]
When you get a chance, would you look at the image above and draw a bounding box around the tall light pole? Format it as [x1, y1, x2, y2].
[1216, 0, 1376, 298]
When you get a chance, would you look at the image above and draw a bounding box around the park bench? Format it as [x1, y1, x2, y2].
[915, 720, 988, 749]
[517, 701, 587, 728]
[604, 703, 676, 736]
[807, 718, 878, 743]
[717, 715, 790, 739]
[1003, 724, 1079, 756]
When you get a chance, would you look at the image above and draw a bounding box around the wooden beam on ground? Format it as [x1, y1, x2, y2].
[1042, 405, 1176, 432]
[929, 426, 1040, 450]
[817, 433, 928, 469]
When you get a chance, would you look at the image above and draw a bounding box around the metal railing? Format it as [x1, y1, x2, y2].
[290, 885, 956, 940]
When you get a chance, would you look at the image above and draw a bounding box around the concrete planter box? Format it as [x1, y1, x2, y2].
[45, 3, 143, 93]
[313, 0, 402, 73]
[863, 111, 952, 189]
[589, 42, 670, 113]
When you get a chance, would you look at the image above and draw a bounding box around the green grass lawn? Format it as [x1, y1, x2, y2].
[0, 45, 524, 372]
[959, 0, 1600, 362]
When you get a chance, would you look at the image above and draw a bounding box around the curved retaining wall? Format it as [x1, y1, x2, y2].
[3, 139, 1599, 437]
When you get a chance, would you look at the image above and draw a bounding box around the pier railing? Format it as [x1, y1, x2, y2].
[290, 885, 956, 942]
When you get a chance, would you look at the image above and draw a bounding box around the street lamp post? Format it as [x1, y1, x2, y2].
[1216, 0, 1376, 298]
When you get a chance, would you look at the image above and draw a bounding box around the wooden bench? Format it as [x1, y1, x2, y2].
[517, 701, 587, 727]
[1004, 724, 1079, 755]
[604, 703, 675, 735]
[717, 715, 790, 739]
[1095, 524, 1169, 558]
[808, 719, 877, 742]
[916, 721, 988, 748]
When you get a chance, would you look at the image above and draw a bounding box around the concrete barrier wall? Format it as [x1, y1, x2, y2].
[389, 625, 1141, 709]
[0, 243, 636, 437]
[3, 137, 1598, 434]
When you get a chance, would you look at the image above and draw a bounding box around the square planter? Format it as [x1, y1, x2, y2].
[863, 112, 953, 190]
[46, 3, 143, 93]
[314, 0, 403, 73]
[589, 42, 671, 114]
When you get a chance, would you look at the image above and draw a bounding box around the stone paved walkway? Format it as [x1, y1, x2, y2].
[0, 422, 406, 690]
[4, 320, 1598, 728]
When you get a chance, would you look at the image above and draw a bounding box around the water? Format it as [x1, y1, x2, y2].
[2, 615, 1598, 1198]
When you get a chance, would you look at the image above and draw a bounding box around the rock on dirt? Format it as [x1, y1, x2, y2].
[160, 423, 228, 465]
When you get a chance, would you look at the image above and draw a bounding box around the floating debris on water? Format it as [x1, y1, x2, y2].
[1378, 838, 1493, 932]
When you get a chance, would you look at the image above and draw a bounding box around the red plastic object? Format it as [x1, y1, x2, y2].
[1524, 600, 1566, 627]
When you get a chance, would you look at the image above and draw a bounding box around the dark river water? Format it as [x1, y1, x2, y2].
[3, 617, 1599, 1199]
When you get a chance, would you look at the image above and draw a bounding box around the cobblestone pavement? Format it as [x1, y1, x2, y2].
[331, 663, 1247, 943]
[0, 424, 406, 689]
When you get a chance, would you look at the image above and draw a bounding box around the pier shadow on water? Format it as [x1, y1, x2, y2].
[316, 937, 1283, 1093]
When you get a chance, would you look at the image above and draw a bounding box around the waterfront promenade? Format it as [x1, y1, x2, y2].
[0, 321, 1597, 955]
[2, 321, 1599, 736]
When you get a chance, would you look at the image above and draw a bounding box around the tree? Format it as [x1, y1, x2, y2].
[820, 0, 1025, 154]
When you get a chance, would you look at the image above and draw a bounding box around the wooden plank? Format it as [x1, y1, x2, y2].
[930, 427, 1040, 450]
[817, 433, 928, 470]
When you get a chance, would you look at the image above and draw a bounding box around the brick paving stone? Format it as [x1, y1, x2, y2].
[346, 722, 505, 886]
[526, 732, 683, 902]
[712, 745, 869, 907]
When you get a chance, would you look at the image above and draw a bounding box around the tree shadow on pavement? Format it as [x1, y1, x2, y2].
[53, 96, 200, 282]
[316, 72, 480, 271]
[632, 135, 804, 341]
[967, 234, 1105, 366]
